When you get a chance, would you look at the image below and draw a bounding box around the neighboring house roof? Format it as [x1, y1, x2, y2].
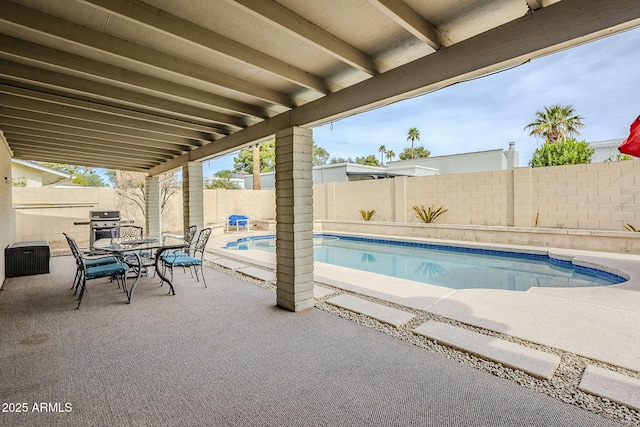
[11, 159, 72, 186]
[589, 139, 625, 163]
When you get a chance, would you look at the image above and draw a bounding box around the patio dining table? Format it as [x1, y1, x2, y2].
[93, 237, 187, 303]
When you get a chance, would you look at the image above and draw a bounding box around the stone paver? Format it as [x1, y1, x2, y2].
[237, 266, 276, 282]
[210, 258, 247, 271]
[314, 286, 337, 299]
[327, 294, 415, 327]
[579, 365, 640, 411]
[413, 321, 560, 380]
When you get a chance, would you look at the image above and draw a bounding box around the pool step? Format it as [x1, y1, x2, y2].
[413, 321, 560, 380]
[579, 365, 640, 411]
[326, 294, 416, 327]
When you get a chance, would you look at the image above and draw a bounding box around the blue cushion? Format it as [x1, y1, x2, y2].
[85, 256, 118, 267]
[85, 262, 128, 279]
[165, 255, 201, 267]
[228, 215, 249, 226]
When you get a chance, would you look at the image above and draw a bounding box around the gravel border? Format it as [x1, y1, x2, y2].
[206, 259, 640, 426]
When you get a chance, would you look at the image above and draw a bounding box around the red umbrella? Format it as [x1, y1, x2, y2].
[618, 116, 640, 157]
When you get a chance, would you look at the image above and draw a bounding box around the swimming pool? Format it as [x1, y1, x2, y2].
[225, 234, 626, 291]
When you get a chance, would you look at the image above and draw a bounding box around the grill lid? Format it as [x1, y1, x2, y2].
[90, 210, 120, 220]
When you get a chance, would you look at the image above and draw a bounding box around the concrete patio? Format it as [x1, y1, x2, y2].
[206, 231, 640, 420]
[0, 253, 632, 426]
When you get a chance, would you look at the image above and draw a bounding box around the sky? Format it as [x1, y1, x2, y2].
[201, 26, 640, 176]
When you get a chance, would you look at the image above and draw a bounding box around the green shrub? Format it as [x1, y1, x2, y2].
[529, 137, 594, 167]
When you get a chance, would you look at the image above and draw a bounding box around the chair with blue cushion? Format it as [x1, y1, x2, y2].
[158, 225, 198, 274]
[64, 233, 129, 309]
[162, 228, 211, 288]
[64, 233, 119, 294]
[163, 225, 198, 258]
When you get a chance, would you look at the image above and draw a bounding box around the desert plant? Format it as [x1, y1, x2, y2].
[359, 209, 376, 221]
[413, 205, 448, 223]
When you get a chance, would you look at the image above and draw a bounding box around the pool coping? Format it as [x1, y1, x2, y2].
[207, 230, 640, 375]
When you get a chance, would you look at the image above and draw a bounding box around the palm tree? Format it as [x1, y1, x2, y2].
[524, 104, 585, 144]
[385, 149, 395, 162]
[407, 128, 420, 159]
[378, 145, 387, 165]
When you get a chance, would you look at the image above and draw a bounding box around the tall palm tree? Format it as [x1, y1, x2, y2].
[524, 104, 585, 144]
[378, 145, 387, 165]
[407, 128, 420, 159]
[385, 149, 395, 163]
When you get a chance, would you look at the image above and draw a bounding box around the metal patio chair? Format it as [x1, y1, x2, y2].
[64, 233, 128, 309]
[161, 227, 212, 288]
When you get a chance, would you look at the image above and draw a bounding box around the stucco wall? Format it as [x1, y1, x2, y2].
[11, 163, 43, 187]
[0, 133, 16, 285]
[387, 149, 508, 174]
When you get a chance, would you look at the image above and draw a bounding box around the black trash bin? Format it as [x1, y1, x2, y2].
[5, 241, 50, 278]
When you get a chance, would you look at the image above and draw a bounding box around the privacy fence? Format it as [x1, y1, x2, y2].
[12, 160, 640, 249]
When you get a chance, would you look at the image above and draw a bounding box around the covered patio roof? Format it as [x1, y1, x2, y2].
[1, 0, 639, 174]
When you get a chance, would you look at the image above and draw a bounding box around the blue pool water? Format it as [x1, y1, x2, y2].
[225, 234, 625, 291]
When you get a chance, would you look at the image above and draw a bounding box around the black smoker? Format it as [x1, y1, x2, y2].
[89, 210, 121, 249]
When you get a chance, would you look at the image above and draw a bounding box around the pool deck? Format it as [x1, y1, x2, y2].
[208, 231, 640, 410]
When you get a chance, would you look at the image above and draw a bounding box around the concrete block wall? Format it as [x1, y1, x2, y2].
[8, 159, 640, 253]
[314, 160, 640, 232]
[204, 188, 276, 226]
[12, 187, 117, 247]
[317, 179, 394, 222]
[529, 161, 640, 232]
[275, 127, 315, 312]
[403, 170, 513, 226]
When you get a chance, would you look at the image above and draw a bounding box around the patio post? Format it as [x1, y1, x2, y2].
[145, 175, 161, 238]
[183, 162, 204, 232]
[275, 126, 314, 312]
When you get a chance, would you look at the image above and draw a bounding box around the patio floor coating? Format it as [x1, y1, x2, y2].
[0, 255, 630, 426]
[207, 232, 640, 417]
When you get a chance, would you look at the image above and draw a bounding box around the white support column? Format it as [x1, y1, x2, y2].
[183, 162, 204, 232]
[145, 175, 161, 238]
[275, 126, 314, 312]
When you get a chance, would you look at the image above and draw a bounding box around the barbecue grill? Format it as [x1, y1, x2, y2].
[89, 210, 121, 249]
